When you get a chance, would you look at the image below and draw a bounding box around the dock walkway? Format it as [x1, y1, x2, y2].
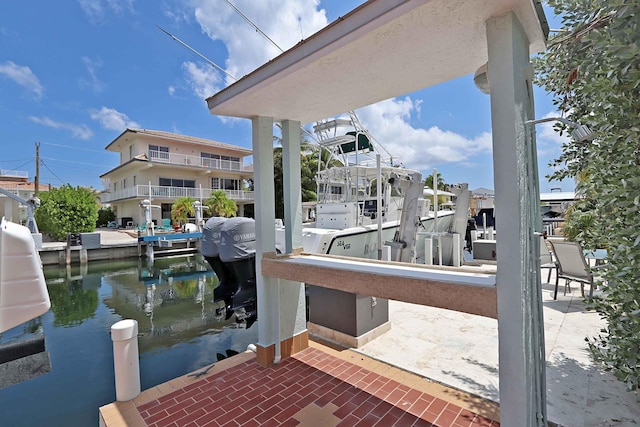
[92, 236, 639, 426]
[100, 341, 499, 426]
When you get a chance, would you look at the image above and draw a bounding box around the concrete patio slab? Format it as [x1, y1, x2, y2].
[355, 274, 640, 427]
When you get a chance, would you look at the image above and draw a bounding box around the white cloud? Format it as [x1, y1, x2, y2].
[188, 0, 328, 88]
[356, 98, 492, 173]
[163, 4, 191, 25]
[182, 61, 222, 100]
[0, 61, 44, 97]
[168, 85, 176, 96]
[79, 56, 105, 93]
[78, 0, 134, 23]
[29, 116, 94, 140]
[532, 110, 572, 166]
[535, 111, 572, 145]
[89, 107, 140, 131]
[179, 0, 493, 177]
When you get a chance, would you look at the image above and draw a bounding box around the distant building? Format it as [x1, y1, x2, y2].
[539, 190, 576, 217]
[100, 129, 254, 228]
[423, 187, 455, 210]
[0, 169, 51, 226]
[540, 190, 576, 236]
[470, 187, 495, 215]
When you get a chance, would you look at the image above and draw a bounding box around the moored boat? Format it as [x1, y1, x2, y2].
[276, 112, 466, 265]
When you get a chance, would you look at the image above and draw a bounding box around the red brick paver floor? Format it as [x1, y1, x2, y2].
[100, 343, 499, 427]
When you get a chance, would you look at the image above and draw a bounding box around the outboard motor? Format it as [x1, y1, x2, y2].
[201, 217, 236, 319]
[219, 217, 257, 328]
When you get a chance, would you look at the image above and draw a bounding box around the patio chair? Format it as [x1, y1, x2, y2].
[540, 236, 556, 284]
[156, 218, 172, 232]
[549, 240, 596, 300]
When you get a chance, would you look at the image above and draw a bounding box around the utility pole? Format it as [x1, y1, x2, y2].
[35, 142, 40, 196]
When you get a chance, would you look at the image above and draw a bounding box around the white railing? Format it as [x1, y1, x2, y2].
[101, 185, 254, 203]
[0, 169, 29, 178]
[148, 150, 243, 172]
[318, 194, 345, 203]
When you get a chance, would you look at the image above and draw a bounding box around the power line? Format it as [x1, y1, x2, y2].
[0, 159, 34, 173]
[0, 157, 33, 163]
[40, 159, 67, 186]
[41, 157, 114, 168]
[39, 141, 107, 154]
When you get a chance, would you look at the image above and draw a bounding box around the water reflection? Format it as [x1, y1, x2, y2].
[44, 255, 255, 353]
[0, 254, 259, 427]
[0, 318, 51, 389]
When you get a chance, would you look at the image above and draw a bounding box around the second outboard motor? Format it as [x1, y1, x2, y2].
[219, 217, 257, 328]
[201, 217, 236, 319]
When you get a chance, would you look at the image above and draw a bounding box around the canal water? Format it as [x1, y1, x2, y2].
[0, 255, 258, 427]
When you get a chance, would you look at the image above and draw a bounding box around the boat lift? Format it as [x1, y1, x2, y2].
[139, 199, 160, 236]
[0, 188, 42, 249]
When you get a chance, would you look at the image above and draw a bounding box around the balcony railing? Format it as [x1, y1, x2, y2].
[101, 185, 254, 203]
[0, 169, 29, 178]
[148, 150, 243, 172]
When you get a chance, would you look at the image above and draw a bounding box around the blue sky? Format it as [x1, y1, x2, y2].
[0, 0, 570, 193]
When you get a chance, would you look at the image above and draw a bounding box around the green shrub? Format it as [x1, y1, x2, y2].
[35, 185, 99, 241]
[97, 206, 115, 227]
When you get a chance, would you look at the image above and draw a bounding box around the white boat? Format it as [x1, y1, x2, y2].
[276, 112, 466, 264]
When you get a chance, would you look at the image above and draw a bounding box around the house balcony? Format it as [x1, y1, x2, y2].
[101, 185, 254, 204]
[0, 169, 29, 179]
[148, 151, 244, 172]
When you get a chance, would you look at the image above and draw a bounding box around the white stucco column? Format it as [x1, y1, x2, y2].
[281, 119, 303, 252]
[280, 119, 307, 348]
[4, 199, 13, 221]
[486, 12, 546, 426]
[252, 116, 279, 353]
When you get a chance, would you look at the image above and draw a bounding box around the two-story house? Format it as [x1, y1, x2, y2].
[100, 129, 254, 228]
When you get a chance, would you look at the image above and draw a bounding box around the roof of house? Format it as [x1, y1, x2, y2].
[0, 180, 51, 192]
[472, 187, 495, 197]
[540, 191, 576, 202]
[104, 128, 252, 155]
[423, 188, 455, 197]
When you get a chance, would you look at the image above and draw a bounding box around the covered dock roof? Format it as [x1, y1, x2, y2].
[207, 0, 547, 123]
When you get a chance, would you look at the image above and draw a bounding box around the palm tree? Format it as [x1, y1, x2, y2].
[424, 173, 448, 191]
[206, 190, 237, 218]
[171, 196, 196, 226]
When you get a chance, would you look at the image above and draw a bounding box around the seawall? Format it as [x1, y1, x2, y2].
[38, 230, 200, 266]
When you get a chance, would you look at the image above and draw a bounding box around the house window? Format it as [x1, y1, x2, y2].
[201, 152, 220, 168]
[129, 145, 133, 159]
[319, 184, 343, 195]
[149, 145, 169, 161]
[123, 178, 127, 189]
[211, 177, 239, 191]
[159, 178, 195, 188]
[133, 175, 137, 186]
[220, 155, 240, 170]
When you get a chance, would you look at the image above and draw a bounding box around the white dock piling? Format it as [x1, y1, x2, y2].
[111, 319, 140, 401]
[452, 233, 461, 267]
[424, 237, 433, 265]
[381, 244, 391, 261]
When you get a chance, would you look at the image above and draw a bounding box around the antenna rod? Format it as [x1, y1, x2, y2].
[35, 142, 40, 196]
[156, 25, 237, 81]
[222, 0, 284, 53]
